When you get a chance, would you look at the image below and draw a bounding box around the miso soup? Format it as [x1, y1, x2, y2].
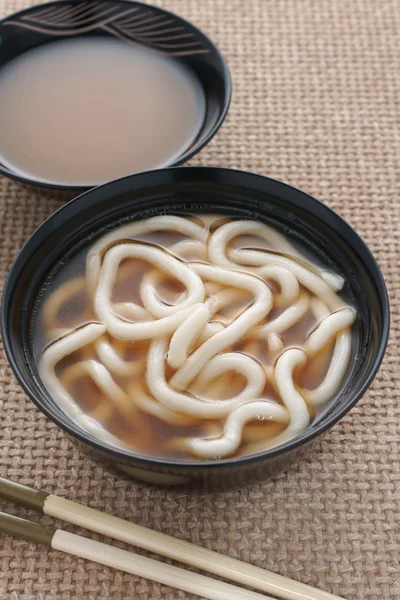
[0, 37, 206, 186]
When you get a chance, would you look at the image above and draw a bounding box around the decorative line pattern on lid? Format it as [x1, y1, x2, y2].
[4, 1, 210, 56]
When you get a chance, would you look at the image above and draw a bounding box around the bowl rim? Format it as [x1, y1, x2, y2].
[1, 166, 390, 470]
[0, 0, 232, 191]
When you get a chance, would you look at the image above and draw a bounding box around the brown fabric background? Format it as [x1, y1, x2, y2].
[0, 0, 399, 598]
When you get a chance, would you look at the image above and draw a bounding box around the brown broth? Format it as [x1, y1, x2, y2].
[33, 217, 354, 461]
[0, 37, 205, 186]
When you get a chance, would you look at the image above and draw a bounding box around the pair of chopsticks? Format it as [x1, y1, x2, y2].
[0, 477, 346, 600]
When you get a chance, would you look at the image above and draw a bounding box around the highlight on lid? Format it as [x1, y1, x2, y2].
[33, 214, 357, 461]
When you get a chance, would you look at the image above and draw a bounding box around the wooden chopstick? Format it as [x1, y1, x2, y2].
[0, 477, 346, 600]
[0, 510, 272, 600]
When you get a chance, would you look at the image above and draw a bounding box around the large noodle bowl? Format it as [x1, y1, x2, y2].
[35, 214, 356, 460]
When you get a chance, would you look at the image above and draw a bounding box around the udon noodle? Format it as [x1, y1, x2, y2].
[35, 215, 356, 460]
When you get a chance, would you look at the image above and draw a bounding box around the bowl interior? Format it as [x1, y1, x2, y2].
[2, 167, 389, 467]
[0, 0, 230, 190]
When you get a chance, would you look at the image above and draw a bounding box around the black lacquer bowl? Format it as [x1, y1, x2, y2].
[1, 168, 390, 488]
[0, 1, 230, 191]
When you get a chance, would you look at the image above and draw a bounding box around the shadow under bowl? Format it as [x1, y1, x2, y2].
[0, 0, 231, 191]
[1, 167, 390, 488]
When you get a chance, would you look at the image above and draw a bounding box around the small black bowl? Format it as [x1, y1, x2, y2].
[1, 167, 390, 488]
[0, 0, 231, 191]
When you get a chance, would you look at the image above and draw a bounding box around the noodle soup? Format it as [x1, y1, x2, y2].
[33, 215, 356, 461]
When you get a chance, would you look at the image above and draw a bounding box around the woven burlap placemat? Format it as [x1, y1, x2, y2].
[0, 0, 399, 598]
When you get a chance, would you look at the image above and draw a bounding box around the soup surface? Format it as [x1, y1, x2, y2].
[33, 214, 356, 461]
[0, 37, 206, 186]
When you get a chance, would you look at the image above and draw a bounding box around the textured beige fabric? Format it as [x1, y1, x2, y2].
[0, 0, 399, 599]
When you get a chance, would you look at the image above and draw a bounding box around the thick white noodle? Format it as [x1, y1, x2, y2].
[128, 383, 197, 426]
[267, 333, 284, 354]
[259, 348, 310, 450]
[94, 244, 205, 339]
[42, 277, 86, 328]
[115, 300, 222, 348]
[101, 304, 200, 341]
[195, 353, 266, 402]
[320, 271, 345, 291]
[147, 338, 267, 418]
[211, 287, 250, 309]
[208, 220, 296, 267]
[141, 264, 242, 328]
[169, 239, 208, 261]
[180, 401, 290, 458]
[170, 263, 273, 389]
[302, 330, 352, 406]
[38, 324, 127, 448]
[197, 322, 225, 344]
[139, 268, 187, 318]
[307, 297, 355, 405]
[210, 288, 252, 324]
[112, 302, 152, 321]
[309, 297, 330, 321]
[230, 248, 344, 310]
[168, 303, 212, 369]
[122, 246, 204, 318]
[304, 308, 356, 354]
[209, 219, 343, 291]
[253, 293, 309, 338]
[86, 215, 208, 292]
[61, 359, 135, 419]
[258, 265, 299, 303]
[95, 338, 145, 377]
